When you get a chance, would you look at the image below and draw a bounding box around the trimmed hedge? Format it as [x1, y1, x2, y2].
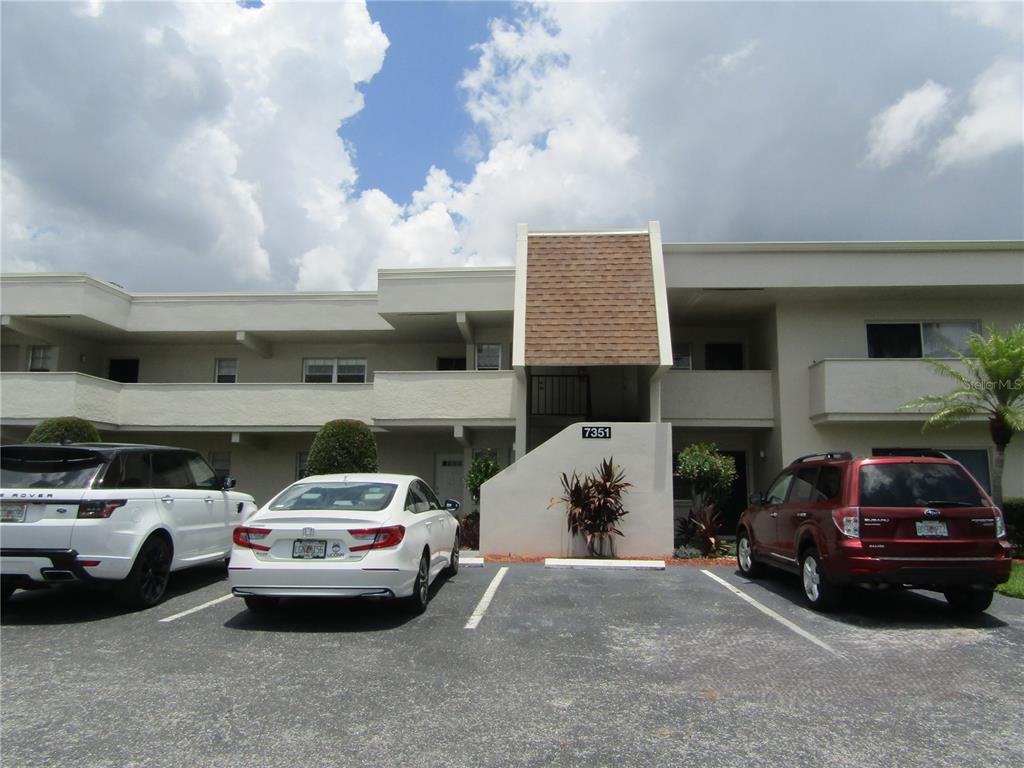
[1004, 497, 1024, 554]
[26, 417, 101, 444]
[304, 419, 378, 477]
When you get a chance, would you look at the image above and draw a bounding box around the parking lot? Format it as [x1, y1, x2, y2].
[2, 563, 1023, 768]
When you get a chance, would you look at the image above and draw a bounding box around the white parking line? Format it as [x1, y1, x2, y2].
[159, 594, 234, 623]
[464, 566, 508, 630]
[700, 569, 846, 659]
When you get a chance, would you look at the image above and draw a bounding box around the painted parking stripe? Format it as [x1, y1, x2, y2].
[159, 594, 234, 623]
[464, 566, 509, 630]
[700, 569, 845, 659]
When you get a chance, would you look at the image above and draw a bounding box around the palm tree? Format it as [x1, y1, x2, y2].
[903, 324, 1024, 508]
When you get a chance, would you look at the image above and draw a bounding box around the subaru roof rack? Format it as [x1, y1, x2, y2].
[872, 448, 952, 459]
[791, 452, 853, 464]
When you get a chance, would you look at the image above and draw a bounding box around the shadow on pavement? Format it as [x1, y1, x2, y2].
[222, 577, 450, 634]
[734, 568, 1009, 630]
[0, 563, 228, 625]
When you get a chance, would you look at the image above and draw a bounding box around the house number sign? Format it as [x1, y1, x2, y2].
[581, 426, 611, 439]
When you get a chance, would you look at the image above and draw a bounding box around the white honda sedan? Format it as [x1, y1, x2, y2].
[228, 474, 461, 614]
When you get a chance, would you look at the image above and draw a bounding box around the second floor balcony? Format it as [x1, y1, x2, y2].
[660, 369, 775, 427]
[0, 370, 516, 432]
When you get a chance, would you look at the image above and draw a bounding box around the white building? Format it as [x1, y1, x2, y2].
[2, 223, 1021, 555]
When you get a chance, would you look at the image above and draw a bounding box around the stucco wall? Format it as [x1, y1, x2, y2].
[661, 370, 774, 426]
[480, 422, 673, 557]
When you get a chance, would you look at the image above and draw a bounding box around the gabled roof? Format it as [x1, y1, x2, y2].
[524, 231, 661, 365]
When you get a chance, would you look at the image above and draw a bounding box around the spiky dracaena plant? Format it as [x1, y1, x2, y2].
[902, 324, 1024, 508]
[549, 459, 632, 558]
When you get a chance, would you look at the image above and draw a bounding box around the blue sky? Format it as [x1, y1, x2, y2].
[346, 1, 513, 199]
[1, 1, 1022, 291]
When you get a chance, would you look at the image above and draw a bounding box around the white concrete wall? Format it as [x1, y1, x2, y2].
[377, 268, 514, 314]
[480, 422, 673, 557]
[661, 370, 774, 426]
[374, 371, 516, 421]
[1, 372, 121, 427]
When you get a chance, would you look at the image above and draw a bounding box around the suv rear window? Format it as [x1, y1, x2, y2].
[1, 447, 107, 489]
[858, 463, 984, 508]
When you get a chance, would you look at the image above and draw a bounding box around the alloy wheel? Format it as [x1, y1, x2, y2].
[802, 556, 821, 602]
[738, 537, 753, 572]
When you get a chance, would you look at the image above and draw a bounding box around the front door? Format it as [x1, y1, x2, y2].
[434, 454, 464, 507]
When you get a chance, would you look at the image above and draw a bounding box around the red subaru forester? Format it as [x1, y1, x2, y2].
[736, 451, 1013, 613]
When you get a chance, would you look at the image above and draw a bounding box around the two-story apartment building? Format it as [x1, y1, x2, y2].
[2, 222, 1021, 555]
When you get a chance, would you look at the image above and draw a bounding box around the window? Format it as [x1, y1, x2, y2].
[705, 343, 744, 370]
[873, 448, 990, 492]
[99, 452, 152, 489]
[417, 480, 442, 510]
[215, 359, 238, 383]
[788, 468, 819, 504]
[815, 466, 842, 501]
[858, 463, 983, 508]
[476, 343, 501, 371]
[28, 345, 54, 372]
[867, 321, 980, 359]
[672, 343, 692, 370]
[108, 359, 139, 383]
[437, 357, 467, 371]
[302, 358, 367, 383]
[295, 451, 309, 480]
[271, 482, 398, 512]
[208, 451, 231, 478]
[765, 473, 792, 505]
[151, 451, 192, 489]
[185, 453, 219, 490]
[405, 483, 429, 514]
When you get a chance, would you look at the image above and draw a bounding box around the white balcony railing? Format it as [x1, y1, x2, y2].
[1, 371, 515, 431]
[660, 369, 774, 427]
[809, 359, 980, 423]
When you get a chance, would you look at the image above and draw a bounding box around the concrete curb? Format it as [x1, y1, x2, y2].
[461, 557, 485, 568]
[543, 558, 666, 570]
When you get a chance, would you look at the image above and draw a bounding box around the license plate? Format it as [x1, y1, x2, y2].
[0, 503, 27, 522]
[292, 539, 326, 559]
[916, 521, 948, 537]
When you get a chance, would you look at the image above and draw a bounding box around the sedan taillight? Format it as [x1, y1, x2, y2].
[349, 525, 406, 552]
[233, 526, 272, 551]
[78, 500, 127, 519]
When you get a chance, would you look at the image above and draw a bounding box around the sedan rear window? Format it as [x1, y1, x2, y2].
[858, 463, 984, 508]
[270, 482, 398, 512]
[1, 447, 107, 489]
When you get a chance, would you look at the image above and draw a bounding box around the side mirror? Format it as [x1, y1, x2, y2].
[444, 499, 461, 513]
[221, 475, 237, 490]
[748, 492, 763, 507]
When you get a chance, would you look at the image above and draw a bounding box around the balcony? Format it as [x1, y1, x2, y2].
[809, 359, 980, 424]
[372, 370, 516, 424]
[660, 370, 775, 427]
[0, 373, 375, 431]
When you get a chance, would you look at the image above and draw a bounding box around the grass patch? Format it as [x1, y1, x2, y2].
[996, 562, 1024, 599]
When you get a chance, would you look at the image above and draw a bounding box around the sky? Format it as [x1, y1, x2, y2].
[1, 0, 1022, 292]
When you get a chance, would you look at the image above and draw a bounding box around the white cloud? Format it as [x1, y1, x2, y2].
[707, 40, 759, 75]
[951, 2, 1023, 37]
[866, 81, 951, 168]
[933, 59, 1024, 170]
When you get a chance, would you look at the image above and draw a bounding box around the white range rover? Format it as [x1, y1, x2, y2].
[0, 443, 257, 608]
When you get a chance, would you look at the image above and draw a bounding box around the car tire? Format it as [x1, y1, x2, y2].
[800, 547, 842, 612]
[118, 535, 172, 609]
[403, 552, 430, 615]
[944, 587, 994, 614]
[443, 534, 460, 578]
[736, 530, 764, 578]
[244, 595, 280, 614]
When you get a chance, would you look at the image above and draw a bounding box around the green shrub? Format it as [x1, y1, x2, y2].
[1003, 497, 1024, 554]
[675, 443, 737, 556]
[26, 417, 101, 444]
[466, 449, 500, 503]
[304, 419, 378, 476]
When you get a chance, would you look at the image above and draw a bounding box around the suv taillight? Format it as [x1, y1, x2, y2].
[349, 525, 405, 552]
[994, 508, 1007, 539]
[832, 507, 860, 538]
[233, 526, 272, 551]
[77, 500, 127, 519]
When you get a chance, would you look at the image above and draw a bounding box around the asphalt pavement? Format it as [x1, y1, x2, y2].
[2, 563, 1022, 768]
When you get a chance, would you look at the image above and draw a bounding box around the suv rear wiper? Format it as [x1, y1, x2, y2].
[921, 500, 975, 507]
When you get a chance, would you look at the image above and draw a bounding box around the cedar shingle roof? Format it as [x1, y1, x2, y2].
[525, 232, 660, 365]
